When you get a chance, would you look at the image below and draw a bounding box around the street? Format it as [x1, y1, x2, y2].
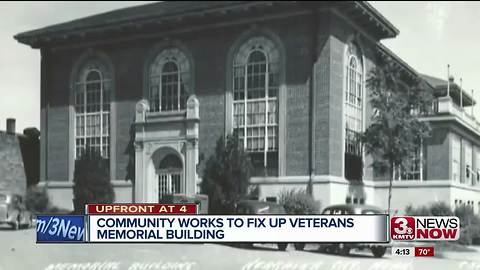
[0, 228, 479, 270]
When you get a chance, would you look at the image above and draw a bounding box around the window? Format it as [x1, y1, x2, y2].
[477, 168, 480, 184]
[74, 61, 111, 162]
[345, 194, 364, 204]
[452, 138, 461, 182]
[265, 197, 278, 203]
[344, 44, 363, 181]
[463, 140, 472, 184]
[476, 151, 480, 185]
[149, 48, 190, 112]
[345, 55, 363, 133]
[394, 143, 423, 181]
[157, 154, 183, 199]
[404, 147, 422, 180]
[232, 37, 280, 176]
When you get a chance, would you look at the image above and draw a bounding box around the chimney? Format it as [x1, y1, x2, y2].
[6, 118, 15, 135]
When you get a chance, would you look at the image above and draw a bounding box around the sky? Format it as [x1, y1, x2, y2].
[0, 1, 479, 131]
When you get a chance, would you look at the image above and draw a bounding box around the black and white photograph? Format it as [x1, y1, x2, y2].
[1, 1, 480, 269]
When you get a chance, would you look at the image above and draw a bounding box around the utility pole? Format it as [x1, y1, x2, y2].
[447, 64, 451, 97]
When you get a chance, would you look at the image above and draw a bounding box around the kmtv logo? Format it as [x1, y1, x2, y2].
[391, 216, 460, 241]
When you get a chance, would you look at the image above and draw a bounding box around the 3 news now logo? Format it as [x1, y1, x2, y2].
[36, 215, 85, 243]
[391, 216, 460, 241]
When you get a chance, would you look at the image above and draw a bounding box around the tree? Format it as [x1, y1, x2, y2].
[200, 130, 253, 214]
[361, 57, 433, 215]
[73, 147, 115, 214]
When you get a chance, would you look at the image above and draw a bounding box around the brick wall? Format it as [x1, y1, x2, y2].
[44, 13, 321, 181]
[286, 84, 310, 175]
[312, 14, 381, 178]
[42, 9, 386, 182]
[327, 35, 345, 177]
[0, 133, 27, 194]
[45, 49, 74, 182]
[426, 127, 450, 180]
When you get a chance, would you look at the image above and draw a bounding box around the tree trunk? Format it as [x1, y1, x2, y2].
[388, 162, 394, 216]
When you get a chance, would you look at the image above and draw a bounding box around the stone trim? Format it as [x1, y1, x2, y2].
[38, 180, 133, 188]
[250, 176, 480, 192]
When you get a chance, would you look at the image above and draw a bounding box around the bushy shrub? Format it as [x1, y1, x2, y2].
[201, 131, 253, 214]
[279, 189, 320, 215]
[454, 205, 480, 245]
[405, 202, 480, 245]
[246, 185, 260, 200]
[73, 147, 114, 214]
[25, 185, 49, 214]
[44, 206, 73, 215]
[405, 201, 453, 216]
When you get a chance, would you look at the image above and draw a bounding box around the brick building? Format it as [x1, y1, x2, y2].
[15, 1, 480, 213]
[0, 119, 40, 195]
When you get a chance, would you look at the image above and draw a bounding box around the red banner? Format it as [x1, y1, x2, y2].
[86, 204, 197, 215]
[414, 246, 434, 257]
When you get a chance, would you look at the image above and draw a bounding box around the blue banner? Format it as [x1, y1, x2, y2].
[36, 215, 85, 243]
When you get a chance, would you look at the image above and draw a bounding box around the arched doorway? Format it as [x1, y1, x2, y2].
[157, 154, 183, 199]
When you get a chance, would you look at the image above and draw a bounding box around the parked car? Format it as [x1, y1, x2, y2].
[317, 204, 388, 257]
[235, 200, 289, 251]
[0, 192, 33, 230]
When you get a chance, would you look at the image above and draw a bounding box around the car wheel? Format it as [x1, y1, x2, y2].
[277, 243, 288, 251]
[324, 245, 334, 254]
[371, 246, 386, 258]
[330, 244, 340, 254]
[27, 215, 33, 228]
[338, 244, 350, 256]
[294, 243, 305, 251]
[12, 219, 19, 230]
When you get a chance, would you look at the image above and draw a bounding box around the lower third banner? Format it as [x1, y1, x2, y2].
[87, 215, 388, 243]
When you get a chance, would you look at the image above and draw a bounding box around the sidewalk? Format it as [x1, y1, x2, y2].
[441, 246, 480, 262]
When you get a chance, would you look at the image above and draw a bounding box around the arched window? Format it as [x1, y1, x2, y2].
[74, 60, 111, 161]
[149, 48, 190, 112]
[344, 43, 363, 181]
[345, 54, 363, 134]
[233, 36, 280, 176]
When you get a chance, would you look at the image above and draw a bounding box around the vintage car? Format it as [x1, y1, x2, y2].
[0, 192, 33, 230]
[318, 204, 388, 257]
[235, 200, 289, 251]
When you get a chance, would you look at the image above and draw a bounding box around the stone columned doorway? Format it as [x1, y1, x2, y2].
[134, 95, 199, 203]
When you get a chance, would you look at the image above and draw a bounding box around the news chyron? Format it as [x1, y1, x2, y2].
[391, 216, 460, 241]
[36, 203, 389, 243]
